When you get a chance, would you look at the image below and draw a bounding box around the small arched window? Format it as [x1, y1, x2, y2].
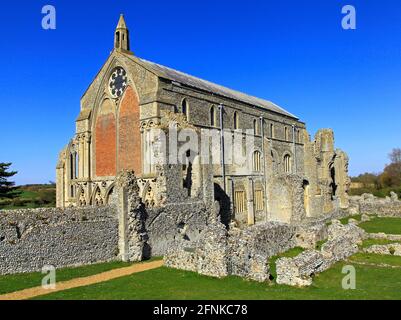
[75, 152, 79, 179]
[233, 112, 239, 130]
[284, 154, 292, 173]
[70, 153, 74, 180]
[210, 106, 216, 127]
[297, 129, 302, 143]
[115, 31, 120, 47]
[253, 151, 261, 172]
[182, 99, 189, 120]
[270, 123, 275, 138]
[254, 119, 261, 136]
[285, 127, 289, 141]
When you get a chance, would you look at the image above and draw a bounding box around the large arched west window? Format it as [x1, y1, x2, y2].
[210, 106, 216, 127]
[284, 154, 292, 173]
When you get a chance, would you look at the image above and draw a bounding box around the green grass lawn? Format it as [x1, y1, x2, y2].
[359, 217, 401, 235]
[0, 260, 132, 295]
[0, 184, 56, 210]
[360, 238, 400, 249]
[340, 215, 362, 225]
[349, 252, 401, 267]
[31, 255, 401, 300]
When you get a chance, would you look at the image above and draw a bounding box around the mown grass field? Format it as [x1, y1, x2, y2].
[0, 261, 132, 295]
[0, 184, 56, 210]
[31, 256, 401, 300]
[1, 216, 400, 300]
[359, 217, 401, 234]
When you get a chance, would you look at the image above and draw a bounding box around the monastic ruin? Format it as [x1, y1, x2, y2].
[5, 16, 388, 287]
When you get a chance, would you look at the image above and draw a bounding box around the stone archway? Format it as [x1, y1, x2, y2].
[303, 180, 311, 217]
[91, 186, 104, 206]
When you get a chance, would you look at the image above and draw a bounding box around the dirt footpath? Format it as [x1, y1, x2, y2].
[0, 260, 164, 300]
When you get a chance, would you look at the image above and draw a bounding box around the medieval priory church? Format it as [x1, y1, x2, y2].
[56, 15, 350, 227]
[0, 15, 359, 280]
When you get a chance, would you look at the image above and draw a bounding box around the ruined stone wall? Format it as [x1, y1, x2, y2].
[0, 206, 119, 275]
[276, 221, 366, 287]
[349, 193, 401, 217]
[115, 170, 214, 258]
[164, 222, 299, 282]
[302, 129, 350, 219]
[146, 202, 211, 257]
[269, 174, 306, 224]
[227, 222, 297, 281]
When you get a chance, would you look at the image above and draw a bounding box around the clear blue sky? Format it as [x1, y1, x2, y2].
[1, 0, 400, 185]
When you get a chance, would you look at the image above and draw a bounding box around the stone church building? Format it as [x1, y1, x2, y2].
[56, 15, 350, 227]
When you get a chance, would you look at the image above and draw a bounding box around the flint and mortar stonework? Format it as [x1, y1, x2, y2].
[0, 207, 119, 275]
[164, 222, 298, 282]
[276, 221, 367, 287]
[348, 193, 401, 217]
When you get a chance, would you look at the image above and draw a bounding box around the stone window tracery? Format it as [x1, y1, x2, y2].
[144, 185, 156, 208]
[79, 189, 87, 207]
[94, 189, 103, 206]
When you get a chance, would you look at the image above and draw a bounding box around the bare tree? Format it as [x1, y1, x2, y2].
[389, 148, 401, 164]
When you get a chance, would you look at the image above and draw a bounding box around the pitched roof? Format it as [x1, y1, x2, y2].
[126, 54, 298, 119]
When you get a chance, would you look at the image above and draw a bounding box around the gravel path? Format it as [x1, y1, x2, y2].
[0, 260, 164, 300]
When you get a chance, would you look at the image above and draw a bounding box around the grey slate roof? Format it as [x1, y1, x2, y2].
[128, 54, 298, 119]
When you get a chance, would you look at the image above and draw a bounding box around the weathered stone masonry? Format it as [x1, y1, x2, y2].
[0, 207, 119, 275]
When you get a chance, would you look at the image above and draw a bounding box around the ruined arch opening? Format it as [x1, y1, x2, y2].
[214, 183, 231, 227]
[182, 150, 193, 197]
[303, 180, 311, 217]
[92, 187, 104, 206]
[330, 165, 337, 200]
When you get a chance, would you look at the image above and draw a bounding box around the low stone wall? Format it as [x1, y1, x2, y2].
[276, 250, 326, 287]
[349, 193, 401, 217]
[294, 223, 328, 249]
[165, 222, 298, 283]
[164, 223, 228, 278]
[368, 233, 401, 241]
[276, 221, 366, 287]
[227, 223, 297, 281]
[0, 206, 119, 275]
[364, 243, 401, 256]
